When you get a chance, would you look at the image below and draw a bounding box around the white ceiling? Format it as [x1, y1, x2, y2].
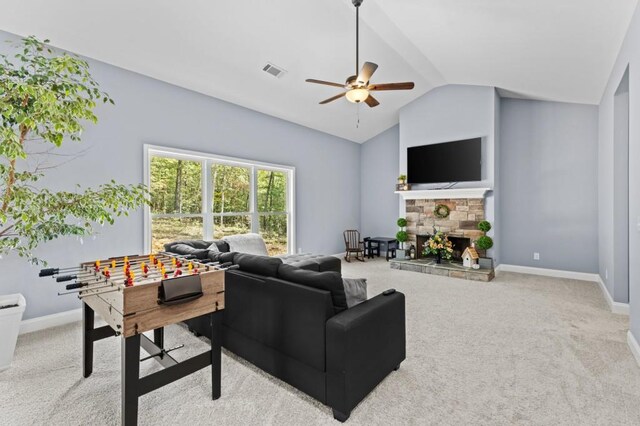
[0, 0, 637, 143]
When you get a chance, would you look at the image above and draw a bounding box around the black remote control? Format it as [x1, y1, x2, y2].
[383, 289, 396, 296]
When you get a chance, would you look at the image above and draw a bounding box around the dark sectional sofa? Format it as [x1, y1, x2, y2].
[165, 240, 406, 422]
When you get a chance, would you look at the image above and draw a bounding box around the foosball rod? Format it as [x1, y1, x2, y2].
[74, 266, 193, 284]
[77, 287, 122, 299]
[40, 253, 179, 277]
[53, 258, 190, 282]
[58, 283, 117, 296]
[38, 254, 145, 276]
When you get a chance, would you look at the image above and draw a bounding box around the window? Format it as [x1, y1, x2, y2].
[145, 145, 295, 255]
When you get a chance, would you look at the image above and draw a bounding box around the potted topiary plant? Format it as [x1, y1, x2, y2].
[396, 217, 408, 259]
[475, 220, 494, 269]
[0, 37, 149, 369]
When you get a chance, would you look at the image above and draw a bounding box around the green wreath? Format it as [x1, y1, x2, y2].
[434, 204, 450, 219]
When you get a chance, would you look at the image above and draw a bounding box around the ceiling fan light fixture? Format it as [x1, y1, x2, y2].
[346, 88, 369, 103]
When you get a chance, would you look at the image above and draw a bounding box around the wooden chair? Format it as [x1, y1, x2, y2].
[343, 230, 365, 262]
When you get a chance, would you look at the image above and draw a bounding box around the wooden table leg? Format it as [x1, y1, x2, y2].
[82, 302, 94, 378]
[122, 334, 141, 426]
[210, 311, 222, 400]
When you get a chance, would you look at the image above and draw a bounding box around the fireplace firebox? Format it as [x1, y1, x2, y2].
[416, 234, 472, 261]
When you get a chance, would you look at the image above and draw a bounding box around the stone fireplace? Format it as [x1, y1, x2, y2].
[406, 198, 486, 259]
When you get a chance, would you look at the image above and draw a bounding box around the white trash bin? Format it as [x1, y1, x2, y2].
[0, 294, 26, 371]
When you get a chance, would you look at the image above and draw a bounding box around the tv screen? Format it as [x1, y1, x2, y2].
[407, 138, 482, 184]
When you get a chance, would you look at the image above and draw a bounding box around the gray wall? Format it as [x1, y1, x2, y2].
[360, 125, 399, 238]
[398, 85, 499, 262]
[0, 30, 361, 320]
[599, 3, 640, 338]
[499, 99, 599, 273]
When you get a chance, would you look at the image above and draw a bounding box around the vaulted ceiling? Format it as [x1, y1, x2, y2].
[0, 0, 637, 142]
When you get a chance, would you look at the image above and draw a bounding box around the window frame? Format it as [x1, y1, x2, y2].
[144, 144, 296, 254]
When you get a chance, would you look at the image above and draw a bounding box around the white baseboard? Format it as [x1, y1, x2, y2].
[628, 331, 640, 367]
[496, 264, 600, 282]
[597, 276, 630, 315]
[19, 308, 82, 335]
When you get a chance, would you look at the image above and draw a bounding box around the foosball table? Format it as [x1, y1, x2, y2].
[39, 252, 226, 425]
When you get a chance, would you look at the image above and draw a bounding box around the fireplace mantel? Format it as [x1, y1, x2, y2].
[394, 188, 491, 200]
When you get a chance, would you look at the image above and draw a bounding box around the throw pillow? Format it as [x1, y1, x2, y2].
[207, 242, 220, 253]
[224, 233, 269, 256]
[342, 278, 367, 308]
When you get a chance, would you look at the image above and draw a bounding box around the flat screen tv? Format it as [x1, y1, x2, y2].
[407, 138, 482, 184]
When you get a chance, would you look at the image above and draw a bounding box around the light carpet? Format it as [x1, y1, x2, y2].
[2, 258, 639, 425]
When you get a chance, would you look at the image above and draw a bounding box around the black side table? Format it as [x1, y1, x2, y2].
[365, 237, 398, 261]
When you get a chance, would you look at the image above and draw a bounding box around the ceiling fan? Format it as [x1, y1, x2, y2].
[306, 0, 415, 107]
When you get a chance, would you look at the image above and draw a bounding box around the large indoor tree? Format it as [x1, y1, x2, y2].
[0, 36, 148, 263]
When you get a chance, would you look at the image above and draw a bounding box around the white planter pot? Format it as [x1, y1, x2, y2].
[396, 249, 407, 259]
[0, 294, 26, 371]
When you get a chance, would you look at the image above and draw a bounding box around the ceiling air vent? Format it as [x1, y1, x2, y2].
[263, 63, 286, 78]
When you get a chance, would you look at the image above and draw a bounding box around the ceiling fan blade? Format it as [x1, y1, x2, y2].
[368, 82, 415, 91]
[306, 79, 345, 88]
[356, 62, 378, 85]
[364, 94, 380, 108]
[319, 92, 346, 104]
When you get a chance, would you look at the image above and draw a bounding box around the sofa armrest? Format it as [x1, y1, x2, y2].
[325, 291, 406, 420]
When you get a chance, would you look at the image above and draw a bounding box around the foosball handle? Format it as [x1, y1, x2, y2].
[66, 283, 86, 290]
[56, 275, 77, 282]
[39, 268, 59, 277]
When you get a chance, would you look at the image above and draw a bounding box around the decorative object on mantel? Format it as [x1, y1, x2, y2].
[423, 232, 453, 264]
[396, 218, 408, 259]
[396, 175, 411, 191]
[462, 247, 479, 268]
[395, 183, 412, 191]
[433, 203, 450, 219]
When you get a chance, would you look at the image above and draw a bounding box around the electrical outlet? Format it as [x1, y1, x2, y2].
[637, 216, 640, 232]
[298, 247, 303, 254]
[533, 252, 540, 261]
[605, 269, 608, 280]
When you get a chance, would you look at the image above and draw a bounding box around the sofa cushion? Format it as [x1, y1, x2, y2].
[342, 278, 367, 308]
[208, 251, 236, 264]
[165, 243, 209, 259]
[164, 239, 230, 254]
[279, 254, 342, 273]
[286, 259, 320, 272]
[224, 233, 269, 256]
[277, 264, 348, 312]
[233, 253, 282, 277]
